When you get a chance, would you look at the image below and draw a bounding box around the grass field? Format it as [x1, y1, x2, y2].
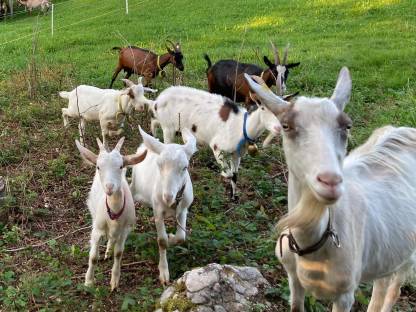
[0, 0, 415, 311]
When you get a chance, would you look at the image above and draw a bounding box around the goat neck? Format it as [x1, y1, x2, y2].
[157, 53, 173, 72]
[105, 187, 125, 214]
[286, 170, 331, 251]
[261, 69, 276, 87]
[120, 94, 134, 115]
[244, 109, 266, 140]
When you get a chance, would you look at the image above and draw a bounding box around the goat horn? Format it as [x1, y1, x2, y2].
[270, 40, 280, 65]
[283, 43, 290, 65]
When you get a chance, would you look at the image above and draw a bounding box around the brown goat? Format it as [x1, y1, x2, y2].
[109, 41, 184, 88]
[204, 42, 300, 105]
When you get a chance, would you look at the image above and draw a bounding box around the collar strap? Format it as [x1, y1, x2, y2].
[106, 195, 126, 220]
[279, 210, 340, 257]
[157, 55, 163, 71]
[116, 95, 134, 124]
[157, 55, 166, 77]
[173, 183, 186, 208]
[237, 112, 256, 156]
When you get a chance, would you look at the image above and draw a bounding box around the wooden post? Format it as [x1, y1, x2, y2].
[8, 0, 13, 17]
[125, 0, 128, 15]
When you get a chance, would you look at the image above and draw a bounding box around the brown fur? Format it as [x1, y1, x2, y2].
[218, 98, 239, 122]
[110, 46, 173, 88]
[280, 105, 298, 139]
[128, 88, 135, 99]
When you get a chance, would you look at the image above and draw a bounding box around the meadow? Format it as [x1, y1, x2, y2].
[0, 0, 415, 310]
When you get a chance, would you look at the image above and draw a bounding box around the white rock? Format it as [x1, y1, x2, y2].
[158, 263, 273, 311]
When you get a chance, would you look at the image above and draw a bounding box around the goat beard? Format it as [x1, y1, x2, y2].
[277, 188, 327, 233]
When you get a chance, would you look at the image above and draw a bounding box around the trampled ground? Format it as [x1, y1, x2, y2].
[0, 0, 415, 310]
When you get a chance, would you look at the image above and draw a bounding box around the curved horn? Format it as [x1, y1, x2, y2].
[244, 73, 289, 115]
[166, 39, 176, 49]
[270, 40, 280, 65]
[283, 43, 290, 65]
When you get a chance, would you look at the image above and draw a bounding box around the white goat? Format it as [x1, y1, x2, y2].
[151, 86, 281, 199]
[246, 69, 416, 312]
[76, 137, 147, 291]
[130, 127, 197, 285]
[17, 0, 50, 13]
[60, 78, 156, 145]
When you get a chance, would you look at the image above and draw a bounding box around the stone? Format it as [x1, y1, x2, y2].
[157, 263, 276, 312]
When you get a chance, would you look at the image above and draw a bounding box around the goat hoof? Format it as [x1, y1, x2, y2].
[110, 285, 118, 292]
[159, 273, 170, 286]
[84, 280, 94, 287]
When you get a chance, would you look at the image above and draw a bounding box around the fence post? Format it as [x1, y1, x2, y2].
[125, 0, 128, 15]
[51, 4, 54, 36]
[9, 0, 13, 17]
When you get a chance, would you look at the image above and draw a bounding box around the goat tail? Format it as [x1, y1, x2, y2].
[59, 91, 70, 99]
[112, 47, 122, 52]
[203, 53, 212, 72]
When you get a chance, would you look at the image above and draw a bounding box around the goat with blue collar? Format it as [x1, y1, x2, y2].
[148, 85, 282, 199]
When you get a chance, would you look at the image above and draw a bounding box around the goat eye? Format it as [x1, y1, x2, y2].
[97, 166, 100, 170]
[183, 167, 187, 171]
[120, 166, 123, 169]
[282, 123, 290, 131]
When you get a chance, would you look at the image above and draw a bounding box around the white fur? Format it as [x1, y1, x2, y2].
[76, 137, 147, 291]
[246, 68, 416, 311]
[60, 78, 156, 144]
[17, 0, 49, 12]
[130, 127, 197, 285]
[150, 86, 281, 198]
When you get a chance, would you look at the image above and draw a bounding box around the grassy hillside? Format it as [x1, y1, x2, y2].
[0, 0, 415, 311]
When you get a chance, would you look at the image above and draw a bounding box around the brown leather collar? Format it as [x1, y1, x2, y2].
[279, 211, 340, 257]
[106, 195, 126, 220]
[172, 183, 186, 209]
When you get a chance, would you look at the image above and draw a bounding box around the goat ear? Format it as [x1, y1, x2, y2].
[181, 128, 197, 159]
[75, 140, 97, 165]
[139, 126, 165, 154]
[123, 149, 147, 167]
[121, 79, 135, 88]
[244, 73, 289, 116]
[143, 87, 158, 93]
[330, 67, 351, 111]
[137, 76, 143, 85]
[114, 137, 125, 152]
[263, 56, 274, 67]
[286, 62, 300, 69]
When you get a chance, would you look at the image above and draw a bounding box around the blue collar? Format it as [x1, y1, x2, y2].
[236, 112, 256, 156]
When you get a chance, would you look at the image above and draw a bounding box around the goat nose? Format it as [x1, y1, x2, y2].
[317, 172, 343, 187]
[163, 193, 174, 206]
[105, 183, 114, 193]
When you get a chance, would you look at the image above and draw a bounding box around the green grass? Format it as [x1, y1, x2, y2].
[0, 0, 415, 311]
